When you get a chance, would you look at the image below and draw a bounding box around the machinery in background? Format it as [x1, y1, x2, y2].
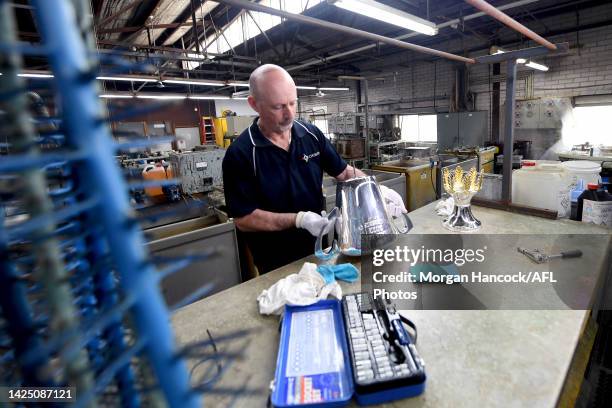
[477, 146, 497, 174]
[167, 146, 225, 195]
[213, 114, 254, 148]
[570, 142, 594, 156]
[502, 97, 572, 160]
[329, 112, 366, 160]
[329, 112, 408, 163]
[512, 97, 571, 130]
[142, 162, 180, 202]
[371, 159, 437, 211]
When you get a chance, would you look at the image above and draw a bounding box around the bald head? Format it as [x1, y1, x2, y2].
[249, 64, 296, 101]
[247, 64, 298, 135]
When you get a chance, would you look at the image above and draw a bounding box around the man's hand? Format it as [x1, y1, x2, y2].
[296, 211, 333, 236]
[379, 185, 407, 218]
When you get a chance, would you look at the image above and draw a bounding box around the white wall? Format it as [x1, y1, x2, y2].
[214, 99, 256, 116]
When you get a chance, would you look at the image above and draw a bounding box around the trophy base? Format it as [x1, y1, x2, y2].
[442, 205, 481, 232]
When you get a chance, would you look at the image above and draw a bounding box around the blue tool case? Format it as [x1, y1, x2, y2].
[271, 294, 426, 407]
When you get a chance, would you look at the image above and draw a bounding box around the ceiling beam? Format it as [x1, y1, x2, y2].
[96, 0, 141, 28]
[217, 0, 475, 63]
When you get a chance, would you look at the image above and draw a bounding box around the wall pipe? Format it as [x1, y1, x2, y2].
[465, 0, 557, 50]
[217, 0, 476, 64]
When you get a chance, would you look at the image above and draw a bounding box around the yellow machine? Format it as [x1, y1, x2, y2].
[213, 117, 229, 148]
[372, 160, 437, 212]
[213, 113, 255, 148]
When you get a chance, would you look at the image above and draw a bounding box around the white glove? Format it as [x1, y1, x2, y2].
[380, 185, 407, 218]
[296, 211, 333, 236]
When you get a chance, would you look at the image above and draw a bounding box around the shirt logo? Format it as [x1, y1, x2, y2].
[301, 151, 320, 163]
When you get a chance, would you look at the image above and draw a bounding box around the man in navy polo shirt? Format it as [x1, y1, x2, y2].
[222, 64, 406, 274]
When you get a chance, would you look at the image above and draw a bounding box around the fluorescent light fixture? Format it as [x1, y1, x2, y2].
[318, 87, 350, 91]
[491, 49, 549, 71]
[97, 76, 154, 82]
[227, 82, 249, 87]
[163, 79, 225, 87]
[232, 97, 249, 100]
[188, 95, 230, 100]
[296, 86, 317, 90]
[18, 72, 54, 78]
[136, 94, 187, 100]
[331, 0, 437, 36]
[100, 94, 134, 99]
[525, 61, 549, 71]
[232, 90, 250, 98]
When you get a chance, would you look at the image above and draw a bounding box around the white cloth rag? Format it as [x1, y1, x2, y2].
[257, 262, 342, 315]
[435, 196, 454, 216]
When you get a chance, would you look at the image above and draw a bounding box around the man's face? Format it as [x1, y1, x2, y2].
[249, 71, 297, 133]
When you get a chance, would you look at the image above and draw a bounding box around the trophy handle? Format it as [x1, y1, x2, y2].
[315, 207, 339, 260]
[394, 212, 413, 234]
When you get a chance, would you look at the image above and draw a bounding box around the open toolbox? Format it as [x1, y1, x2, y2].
[270, 293, 426, 407]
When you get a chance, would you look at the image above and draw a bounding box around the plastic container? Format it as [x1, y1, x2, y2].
[560, 160, 602, 188]
[570, 180, 585, 221]
[142, 163, 167, 196]
[512, 164, 572, 217]
[576, 183, 612, 226]
[522, 160, 562, 168]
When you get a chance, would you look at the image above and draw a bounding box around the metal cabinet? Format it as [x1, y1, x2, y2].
[458, 112, 487, 147]
[145, 214, 241, 308]
[437, 111, 488, 150]
[437, 113, 459, 151]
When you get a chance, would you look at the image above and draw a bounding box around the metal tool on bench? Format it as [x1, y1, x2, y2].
[517, 247, 583, 264]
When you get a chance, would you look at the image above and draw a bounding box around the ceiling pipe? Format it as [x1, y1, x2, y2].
[287, 0, 541, 72]
[216, 0, 475, 64]
[465, 0, 557, 50]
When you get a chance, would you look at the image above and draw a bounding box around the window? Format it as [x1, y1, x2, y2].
[308, 106, 330, 138]
[313, 118, 329, 138]
[185, 1, 322, 69]
[569, 106, 612, 146]
[399, 114, 437, 142]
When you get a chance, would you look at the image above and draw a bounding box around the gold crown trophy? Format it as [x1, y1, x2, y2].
[441, 167, 484, 232]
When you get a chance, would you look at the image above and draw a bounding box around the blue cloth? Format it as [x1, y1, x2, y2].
[317, 263, 360, 284]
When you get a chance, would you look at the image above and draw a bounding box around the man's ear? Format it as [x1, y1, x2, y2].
[247, 95, 258, 112]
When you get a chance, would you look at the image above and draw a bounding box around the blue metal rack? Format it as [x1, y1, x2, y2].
[0, 1, 240, 406]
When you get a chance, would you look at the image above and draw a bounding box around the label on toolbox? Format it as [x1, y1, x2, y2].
[282, 308, 349, 405]
[195, 161, 207, 170]
[285, 374, 344, 405]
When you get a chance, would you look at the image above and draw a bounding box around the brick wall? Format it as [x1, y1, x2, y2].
[299, 2, 612, 141]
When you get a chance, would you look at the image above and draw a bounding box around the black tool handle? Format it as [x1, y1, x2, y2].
[561, 250, 583, 258]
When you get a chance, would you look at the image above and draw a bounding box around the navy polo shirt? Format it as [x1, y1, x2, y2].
[222, 118, 347, 273]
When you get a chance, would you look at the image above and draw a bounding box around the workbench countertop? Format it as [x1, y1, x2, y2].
[171, 201, 611, 407]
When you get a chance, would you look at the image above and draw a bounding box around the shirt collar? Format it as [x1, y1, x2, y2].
[248, 117, 308, 147]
